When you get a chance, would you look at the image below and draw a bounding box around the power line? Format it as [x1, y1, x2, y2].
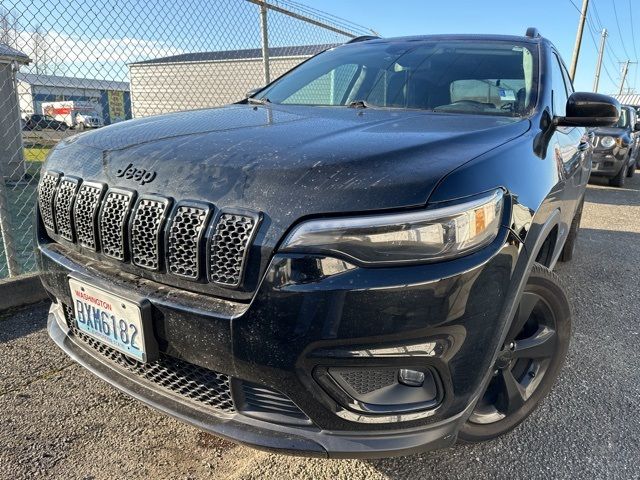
[576, 0, 620, 87]
[591, 0, 605, 30]
[611, 0, 632, 60]
[628, 0, 639, 91]
[592, 0, 622, 62]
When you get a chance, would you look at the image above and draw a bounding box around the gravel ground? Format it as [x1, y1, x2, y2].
[1, 174, 639, 480]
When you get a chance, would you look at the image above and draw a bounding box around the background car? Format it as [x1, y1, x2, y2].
[23, 114, 69, 132]
[589, 105, 639, 187]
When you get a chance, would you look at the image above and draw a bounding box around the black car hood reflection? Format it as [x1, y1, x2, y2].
[49, 104, 530, 226]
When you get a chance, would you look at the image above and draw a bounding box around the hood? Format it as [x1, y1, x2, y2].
[46, 104, 529, 236]
[591, 126, 628, 137]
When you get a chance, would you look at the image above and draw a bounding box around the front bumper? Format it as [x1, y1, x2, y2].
[591, 149, 628, 176]
[48, 304, 471, 458]
[40, 220, 520, 457]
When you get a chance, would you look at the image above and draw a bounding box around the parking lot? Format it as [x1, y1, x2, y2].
[1, 174, 639, 480]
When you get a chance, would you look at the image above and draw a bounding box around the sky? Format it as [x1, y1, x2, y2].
[3, 0, 638, 96]
[295, 0, 639, 95]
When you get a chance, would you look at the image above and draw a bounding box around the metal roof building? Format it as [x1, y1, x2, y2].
[17, 73, 132, 125]
[128, 44, 334, 117]
[614, 93, 640, 107]
[0, 44, 30, 65]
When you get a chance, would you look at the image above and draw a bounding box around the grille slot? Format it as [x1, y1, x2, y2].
[74, 182, 106, 250]
[41, 170, 260, 288]
[208, 213, 257, 286]
[62, 304, 235, 413]
[54, 177, 81, 241]
[130, 196, 171, 271]
[38, 171, 61, 232]
[241, 382, 308, 422]
[99, 189, 135, 260]
[168, 204, 210, 279]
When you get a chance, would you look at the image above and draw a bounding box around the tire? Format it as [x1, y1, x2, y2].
[626, 159, 635, 178]
[558, 200, 583, 262]
[458, 263, 572, 443]
[609, 163, 626, 187]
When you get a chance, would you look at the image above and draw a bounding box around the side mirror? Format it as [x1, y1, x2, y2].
[634, 121, 640, 132]
[245, 87, 263, 98]
[555, 92, 620, 127]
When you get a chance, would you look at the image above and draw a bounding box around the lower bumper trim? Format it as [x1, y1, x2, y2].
[48, 305, 468, 458]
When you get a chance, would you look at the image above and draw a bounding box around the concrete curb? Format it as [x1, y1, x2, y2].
[0, 273, 48, 311]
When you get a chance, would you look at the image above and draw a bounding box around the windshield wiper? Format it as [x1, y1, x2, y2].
[347, 100, 371, 109]
[247, 97, 271, 105]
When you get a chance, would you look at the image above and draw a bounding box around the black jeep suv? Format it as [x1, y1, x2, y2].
[37, 29, 619, 458]
[590, 105, 639, 186]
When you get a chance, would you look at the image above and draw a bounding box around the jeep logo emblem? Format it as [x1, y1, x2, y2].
[116, 163, 157, 185]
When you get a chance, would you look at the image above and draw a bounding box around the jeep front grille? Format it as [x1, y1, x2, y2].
[99, 189, 136, 261]
[54, 177, 81, 242]
[208, 214, 256, 286]
[74, 182, 105, 250]
[38, 171, 61, 232]
[38, 171, 260, 288]
[130, 197, 171, 271]
[168, 204, 210, 279]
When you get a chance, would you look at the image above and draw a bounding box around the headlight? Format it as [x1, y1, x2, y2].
[600, 136, 616, 149]
[280, 190, 504, 266]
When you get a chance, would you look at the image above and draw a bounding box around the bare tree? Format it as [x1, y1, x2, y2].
[32, 25, 47, 74]
[0, 7, 20, 48]
[31, 24, 59, 75]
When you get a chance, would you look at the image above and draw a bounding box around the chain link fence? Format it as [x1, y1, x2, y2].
[0, 0, 374, 279]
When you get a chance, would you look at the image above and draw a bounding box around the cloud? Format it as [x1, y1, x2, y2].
[10, 28, 184, 65]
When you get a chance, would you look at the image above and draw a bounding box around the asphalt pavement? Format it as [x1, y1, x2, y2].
[1, 173, 639, 480]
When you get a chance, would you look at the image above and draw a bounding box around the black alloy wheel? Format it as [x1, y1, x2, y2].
[458, 263, 571, 442]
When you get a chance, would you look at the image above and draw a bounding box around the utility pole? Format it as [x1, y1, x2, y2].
[618, 60, 637, 95]
[570, 0, 589, 81]
[593, 29, 607, 93]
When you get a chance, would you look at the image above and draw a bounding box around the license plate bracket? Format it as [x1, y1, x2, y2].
[68, 275, 158, 363]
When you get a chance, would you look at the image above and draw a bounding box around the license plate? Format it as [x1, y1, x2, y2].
[69, 278, 149, 362]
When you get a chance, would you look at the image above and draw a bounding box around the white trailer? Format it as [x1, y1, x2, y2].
[41, 101, 104, 130]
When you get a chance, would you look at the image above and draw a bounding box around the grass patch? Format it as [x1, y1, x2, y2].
[24, 146, 51, 163]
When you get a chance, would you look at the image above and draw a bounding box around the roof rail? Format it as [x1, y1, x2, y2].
[525, 27, 541, 38]
[346, 35, 379, 44]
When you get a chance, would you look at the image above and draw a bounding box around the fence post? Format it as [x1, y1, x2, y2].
[0, 171, 20, 278]
[259, 2, 270, 85]
[0, 60, 21, 277]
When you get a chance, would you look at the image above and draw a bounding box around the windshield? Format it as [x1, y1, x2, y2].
[614, 108, 629, 128]
[257, 39, 538, 117]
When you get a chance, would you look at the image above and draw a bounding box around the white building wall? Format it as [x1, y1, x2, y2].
[17, 81, 34, 117]
[129, 56, 307, 117]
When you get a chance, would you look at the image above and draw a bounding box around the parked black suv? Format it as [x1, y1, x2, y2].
[590, 105, 639, 186]
[23, 114, 69, 131]
[37, 30, 619, 458]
